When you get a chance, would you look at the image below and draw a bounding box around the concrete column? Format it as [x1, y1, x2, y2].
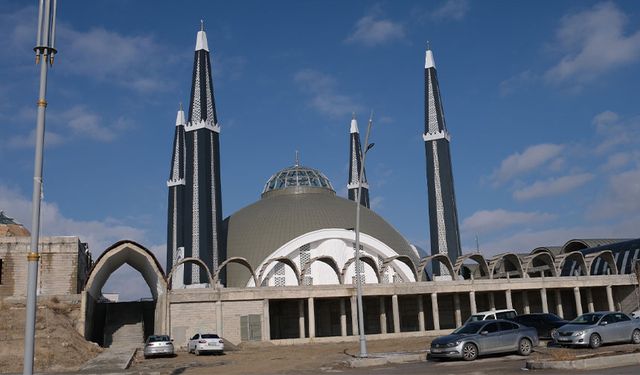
[350, 296, 358, 336]
[555, 289, 564, 319]
[298, 299, 305, 339]
[574, 287, 583, 316]
[469, 291, 477, 314]
[417, 296, 425, 331]
[453, 294, 462, 327]
[308, 297, 315, 338]
[431, 293, 440, 331]
[340, 299, 347, 337]
[606, 285, 615, 311]
[505, 289, 513, 310]
[586, 288, 594, 313]
[392, 294, 400, 333]
[489, 292, 495, 311]
[262, 299, 270, 341]
[216, 300, 223, 337]
[523, 291, 531, 314]
[540, 288, 549, 313]
[379, 297, 387, 334]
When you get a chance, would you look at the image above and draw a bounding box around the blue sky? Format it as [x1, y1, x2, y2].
[2, 1, 640, 298]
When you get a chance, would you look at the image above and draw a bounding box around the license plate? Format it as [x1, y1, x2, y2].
[208, 342, 216, 346]
[431, 348, 442, 353]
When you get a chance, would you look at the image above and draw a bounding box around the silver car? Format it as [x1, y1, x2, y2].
[553, 311, 640, 348]
[430, 319, 539, 361]
[143, 335, 174, 358]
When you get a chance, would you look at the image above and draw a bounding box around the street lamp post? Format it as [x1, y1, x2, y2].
[354, 113, 374, 358]
[24, 2, 57, 375]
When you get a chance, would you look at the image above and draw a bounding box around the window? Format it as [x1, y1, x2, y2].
[614, 313, 630, 322]
[601, 314, 616, 325]
[496, 311, 516, 319]
[499, 322, 519, 331]
[486, 314, 496, 320]
[484, 322, 499, 333]
[191, 334, 199, 340]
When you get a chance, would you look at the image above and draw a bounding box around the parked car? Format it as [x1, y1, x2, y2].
[429, 319, 539, 361]
[631, 309, 640, 319]
[553, 311, 640, 348]
[143, 335, 174, 358]
[464, 309, 517, 324]
[188, 333, 224, 355]
[510, 313, 568, 339]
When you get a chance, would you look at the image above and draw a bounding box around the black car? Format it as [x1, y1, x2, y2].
[510, 313, 568, 339]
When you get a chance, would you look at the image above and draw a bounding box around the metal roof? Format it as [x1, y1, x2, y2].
[223, 187, 415, 287]
[562, 239, 630, 253]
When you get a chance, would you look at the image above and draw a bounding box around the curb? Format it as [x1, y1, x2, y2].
[526, 352, 640, 370]
[347, 352, 427, 368]
[123, 347, 138, 370]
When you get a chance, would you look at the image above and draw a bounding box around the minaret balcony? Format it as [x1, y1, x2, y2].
[423, 130, 451, 142]
[347, 181, 369, 190]
[167, 178, 186, 187]
[185, 119, 220, 133]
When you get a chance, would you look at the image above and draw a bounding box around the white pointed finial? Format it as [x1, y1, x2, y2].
[425, 45, 436, 69]
[176, 103, 186, 126]
[195, 21, 209, 52]
[295, 150, 300, 167]
[350, 113, 359, 134]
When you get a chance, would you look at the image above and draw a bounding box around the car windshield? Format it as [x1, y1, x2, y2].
[148, 335, 170, 342]
[452, 322, 484, 334]
[201, 334, 220, 339]
[466, 314, 485, 323]
[570, 313, 603, 325]
[545, 314, 561, 321]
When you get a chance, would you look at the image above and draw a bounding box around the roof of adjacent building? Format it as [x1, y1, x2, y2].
[0, 211, 30, 237]
[224, 175, 416, 287]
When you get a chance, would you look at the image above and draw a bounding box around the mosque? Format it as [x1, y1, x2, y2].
[1, 25, 639, 348]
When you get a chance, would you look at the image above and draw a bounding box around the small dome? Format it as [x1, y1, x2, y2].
[0, 211, 31, 237]
[262, 164, 334, 197]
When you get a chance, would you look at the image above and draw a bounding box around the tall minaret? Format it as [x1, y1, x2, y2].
[167, 104, 186, 286]
[423, 46, 461, 275]
[183, 22, 224, 284]
[347, 114, 370, 208]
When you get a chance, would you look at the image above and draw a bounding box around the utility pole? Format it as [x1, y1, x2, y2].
[24, 1, 57, 374]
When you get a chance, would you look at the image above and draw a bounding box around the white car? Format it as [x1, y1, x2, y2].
[465, 309, 517, 324]
[188, 333, 224, 355]
[631, 310, 640, 319]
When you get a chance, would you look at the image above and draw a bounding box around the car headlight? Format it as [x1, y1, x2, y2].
[446, 341, 461, 347]
[573, 331, 584, 336]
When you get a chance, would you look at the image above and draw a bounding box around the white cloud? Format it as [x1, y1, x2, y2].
[345, 14, 405, 47]
[513, 173, 594, 200]
[462, 209, 555, 235]
[7, 128, 65, 149]
[588, 167, 640, 218]
[294, 69, 363, 119]
[0, 184, 146, 256]
[490, 143, 565, 185]
[430, 0, 470, 21]
[370, 196, 385, 210]
[545, 2, 640, 84]
[499, 70, 536, 96]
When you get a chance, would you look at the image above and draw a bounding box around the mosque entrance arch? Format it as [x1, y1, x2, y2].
[80, 240, 167, 347]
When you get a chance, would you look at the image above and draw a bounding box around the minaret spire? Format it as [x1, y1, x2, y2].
[347, 113, 370, 208]
[167, 104, 187, 286]
[422, 46, 461, 276]
[168, 23, 225, 286]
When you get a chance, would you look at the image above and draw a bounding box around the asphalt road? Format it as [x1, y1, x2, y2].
[329, 355, 640, 375]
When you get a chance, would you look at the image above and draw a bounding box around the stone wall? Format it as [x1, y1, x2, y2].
[0, 236, 91, 299]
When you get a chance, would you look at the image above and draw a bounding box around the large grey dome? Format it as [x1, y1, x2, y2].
[223, 176, 416, 287]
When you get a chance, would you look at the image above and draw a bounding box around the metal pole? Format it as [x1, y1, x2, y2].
[24, 1, 56, 374]
[354, 114, 373, 358]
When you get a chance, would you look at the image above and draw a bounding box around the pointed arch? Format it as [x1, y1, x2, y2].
[488, 253, 524, 279]
[300, 256, 342, 284]
[214, 257, 258, 287]
[341, 255, 381, 284]
[454, 253, 489, 279]
[258, 257, 301, 286]
[522, 252, 558, 277]
[380, 255, 417, 282]
[417, 254, 455, 281]
[166, 257, 214, 289]
[556, 251, 587, 276]
[585, 250, 618, 276]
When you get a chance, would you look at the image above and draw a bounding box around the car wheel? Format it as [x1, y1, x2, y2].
[518, 338, 533, 356]
[461, 343, 478, 361]
[631, 329, 640, 344]
[589, 333, 601, 349]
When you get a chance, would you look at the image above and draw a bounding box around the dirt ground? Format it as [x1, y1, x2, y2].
[131, 336, 431, 375]
[0, 298, 102, 374]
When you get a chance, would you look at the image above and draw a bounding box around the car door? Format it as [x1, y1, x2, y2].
[598, 314, 616, 343]
[612, 313, 632, 342]
[498, 321, 521, 352]
[189, 334, 199, 351]
[478, 322, 501, 354]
